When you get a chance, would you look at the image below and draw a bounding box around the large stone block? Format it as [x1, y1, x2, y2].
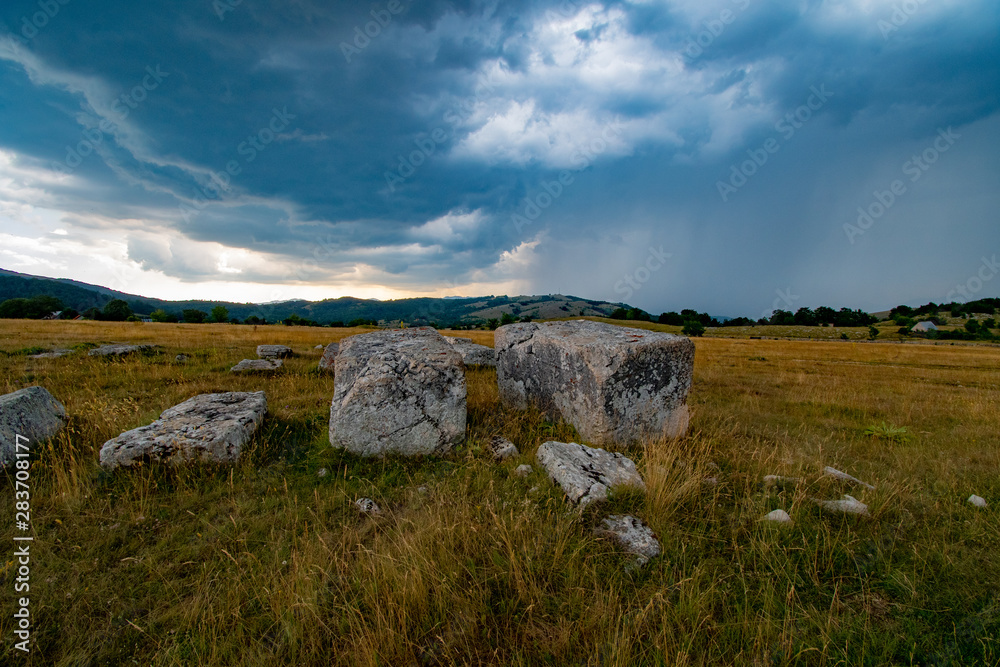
[446, 337, 496, 367]
[329, 327, 466, 457]
[496, 320, 694, 444]
[257, 345, 292, 359]
[99, 391, 267, 469]
[0, 386, 67, 468]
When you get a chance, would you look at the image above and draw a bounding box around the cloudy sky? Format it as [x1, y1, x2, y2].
[0, 0, 997, 316]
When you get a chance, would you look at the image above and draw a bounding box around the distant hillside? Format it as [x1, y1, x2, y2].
[0, 269, 625, 325]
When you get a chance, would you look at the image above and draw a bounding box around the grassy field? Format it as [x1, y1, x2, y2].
[1, 320, 999, 665]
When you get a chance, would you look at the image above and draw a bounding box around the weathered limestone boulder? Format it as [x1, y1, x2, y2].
[968, 495, 987, 508]
[88, 343, 155, 357]
[812, 495, 869, 516]
[231, 359, 282, 373]
[329, 327, 466, 457]
[99, 391, 267, 469]
[536, 440, 645, 507]
[447, 337, 496, 367]
[594, 515, 661, 566]
[0, 387, 67, 468]
[29, 349, 73, 359]
[495, 320, 694, 445]
[257, 344, 292, 359]
[762, 509, 793, 525]
[823, 466, 875, 490]
[318, 342, 339, 372]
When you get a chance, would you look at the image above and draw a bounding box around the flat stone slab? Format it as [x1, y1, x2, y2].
[29, 349, 74, 359]
[536, 440, 645, 507]
[99, 391, 267, 469]
[329, 327, 466, 457]
[0, 386, 67, 468]
[257, 345, 292, 359]
[88, 343, 155, 357]
[231, 359, 283, 373]
[594, 514, 661, 566]
[447, 337, 496, 367]
[318, 342, 339, 372]
[496, 320, 694, 445]
[823, 466, 875, 490]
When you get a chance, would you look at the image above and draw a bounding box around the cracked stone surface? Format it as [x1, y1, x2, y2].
[329, 327, 466, 457]
[257, 345, 292, 359]
[88, 343, 155, 357]
[99, 392, 267, 469]
[355, 497, 382, 514]
[29, 349, 74, 359]
[594, 514, 661, 565]
[446, 337, 496, 367]
[495, 320, 694, 445]
[318, 342, 339, 372]
[514, 464, 533, 477]
[0, 386, 67, 469]
[231, 359, 283, 373]
[536, 440, 645, 507]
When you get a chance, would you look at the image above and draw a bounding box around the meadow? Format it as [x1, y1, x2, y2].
[1, 319, 999, 665]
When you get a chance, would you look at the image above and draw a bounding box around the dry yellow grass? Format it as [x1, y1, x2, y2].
[1, 320, 999, 665]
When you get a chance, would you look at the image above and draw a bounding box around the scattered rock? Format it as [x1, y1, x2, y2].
[594, 514, 661, 566]
[355, 497, 381, 514]
[315, 344, 324, 349]
[0, 386, 67, 468]
[514, 464, 533, 478]
[417, 485, 429, 494]
[99, 391, 267, 469]
[702, 476, 719, 488]
[489, 436, 519, 462]
[29, 349, 73, 359]
[968, 494, 988, 508]
[317, 468, 328, 477]
[536, 440, 645, 507]
[762, 509, 793, 524]
[88, 343, 155, 357]
[446, 337, 496, 367]
[813, 495, 869, 516]
[495, 320, 694, 445]
[823, 466, 875, 490]
[257, 345, 292, 359]
[318, 342, 339, 372]
[175, 354, 189, 363]
[329, 327, 466, 457]
[231, 359, 283, 373]
[764, 475, 802, 488]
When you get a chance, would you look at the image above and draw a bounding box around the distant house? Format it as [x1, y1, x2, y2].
[139, 316, 153, 323]
[912, 321, 938, 332]
[42, 311, 62, 320]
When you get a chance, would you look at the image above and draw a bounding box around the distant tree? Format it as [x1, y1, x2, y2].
[182, 309, 207, 324]
[893, 315, 915, 328]
[329, 320, 345, 328]
[897, 327, 911, 336]
[889, 304, 914, 319]
[150, 309, 171, 323]
[793, 307, 817, 326]
[610, 307, 628, 320]
[0, 298, 29, 319]
[868, 325, 879, 340]
[211, 305, 229, 323]
[658, 311, 683, 326]
[815, 306, 836, 324]
[244, 315, 266, 325]
[682, 320, 705, 337]
[983, 318, 997, 330]
[768, 310, 795, 326]
[500, 312, 516, 326]
[102, 299, 132, 322]
[60, 308, 80, 320]
[964, 319, 980, 333]
[487, 318, 500, 330]
[82, 307, 101, 320]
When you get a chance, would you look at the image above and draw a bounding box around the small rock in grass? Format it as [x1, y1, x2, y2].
[29, 349, 73, 359]
[489, 436, 519, 462]
[231, 359, 283, 373]
[355, 498, 381, 515]
[536, 440, 645, 507]
[762, 509, 793, 525]
[315, 344, 324, 349]
[175, 354, 189, 362]
[256, 345, 292, 359]
[594, 515, 661, 567]
[812, 495, 869, 516]
[417, 485, 428, 494]
[823, 466, 875, 490]
[764, 475, 802, 487]
[968, 494, 987, 508]
[514, 464, 533, 478]
[702, 476, 719, 488]
[89, 343, 155, 357]
[317, 468, 328, 478]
